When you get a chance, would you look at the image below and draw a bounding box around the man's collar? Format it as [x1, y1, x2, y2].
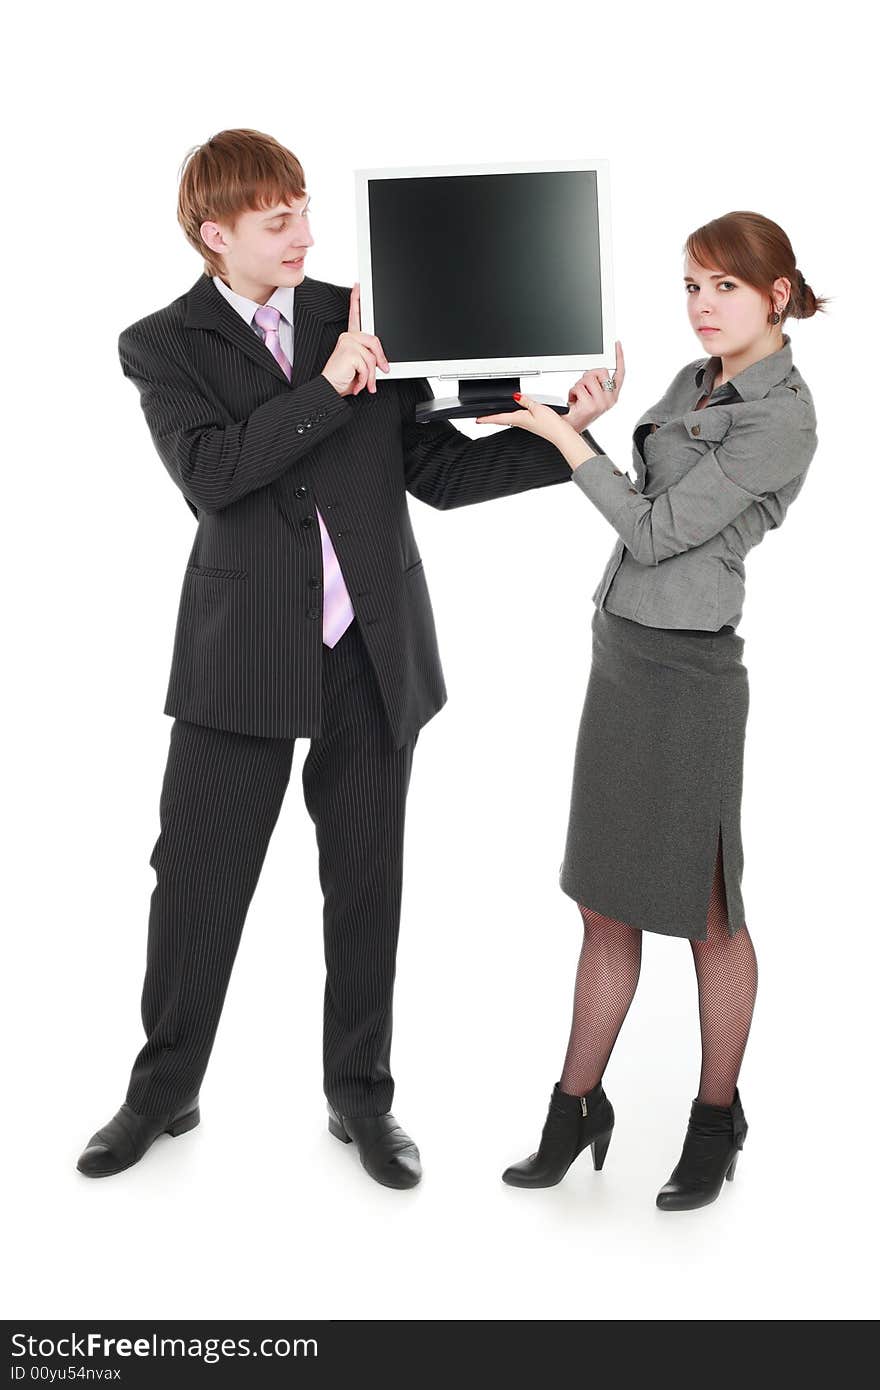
[183, 272, 350, 391]
[695, 333, 793, 401]
[185, 271, 348, 332]
[212, 274, 295, 328]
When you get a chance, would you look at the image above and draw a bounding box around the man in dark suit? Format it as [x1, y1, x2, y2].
[76, 129, 590, 1187]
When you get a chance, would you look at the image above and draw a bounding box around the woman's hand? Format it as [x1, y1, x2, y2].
[475, 339, 625, 445]
[566, 340, 625, 431]
[475, 392, 595, 471]
[474, 393, 570, 443]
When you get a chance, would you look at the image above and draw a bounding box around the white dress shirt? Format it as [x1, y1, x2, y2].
[212, 275, 295, 365]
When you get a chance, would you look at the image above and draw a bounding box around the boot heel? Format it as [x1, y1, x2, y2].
[166, 1106, 200, 1138]
[328, 1115, 351, 1144]
[591, 1130, 612, 1171]
[726, 1152, 739, 1181]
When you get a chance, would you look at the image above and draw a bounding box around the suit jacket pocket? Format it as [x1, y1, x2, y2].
[185, 564, 248, 580]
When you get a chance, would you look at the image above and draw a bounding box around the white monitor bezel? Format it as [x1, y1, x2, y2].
[353, 158, 616, 381]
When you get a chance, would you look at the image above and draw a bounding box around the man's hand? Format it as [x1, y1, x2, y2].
[565, 340, 625, 432]
[321, 283, 391, 397]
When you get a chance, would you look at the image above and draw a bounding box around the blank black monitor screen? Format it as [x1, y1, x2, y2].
[367, 170, 603, 363]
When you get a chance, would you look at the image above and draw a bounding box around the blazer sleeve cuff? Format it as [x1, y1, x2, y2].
[301, 370, 353, 419]
[570, 451, 638, 529]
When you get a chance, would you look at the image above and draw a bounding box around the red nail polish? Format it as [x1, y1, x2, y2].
[512, 392, 522, 401]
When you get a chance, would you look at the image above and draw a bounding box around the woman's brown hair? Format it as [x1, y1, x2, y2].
[177, 128, 307, 279]
[684, 211, 829, 323]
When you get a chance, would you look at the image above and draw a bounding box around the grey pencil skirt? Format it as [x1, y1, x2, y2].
[558, 607, 750, 941]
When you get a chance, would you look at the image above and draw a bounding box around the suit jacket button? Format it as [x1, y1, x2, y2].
[627, 486, 637, 494]
[308, 577, 321, 589]
[612, 469, 623, 477]
[307, 609, 320, 620]
[294, 485, 308, 499]
[301, 517, 314, 529]
[691, 423, 701, 436]
[296, 426, 305, 434]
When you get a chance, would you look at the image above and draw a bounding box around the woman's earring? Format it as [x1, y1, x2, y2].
[770, 310, 781, 324]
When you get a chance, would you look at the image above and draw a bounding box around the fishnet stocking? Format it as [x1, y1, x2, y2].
[559, 907, 642, 1097]
[691, 832, 758, 1106]
[559, 831, 758, 1107]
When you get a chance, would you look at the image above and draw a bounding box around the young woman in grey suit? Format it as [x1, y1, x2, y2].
[476, 211, 824, 1210]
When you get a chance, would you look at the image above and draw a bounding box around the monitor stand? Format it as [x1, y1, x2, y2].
[414, 376, 569, 423]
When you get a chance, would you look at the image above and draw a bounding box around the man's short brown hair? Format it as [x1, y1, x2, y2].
[177, 128, 306, 278]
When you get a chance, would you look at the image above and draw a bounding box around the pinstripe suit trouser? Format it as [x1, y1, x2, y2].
[124, 619, 417, 1119]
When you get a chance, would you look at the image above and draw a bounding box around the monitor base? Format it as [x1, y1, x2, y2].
[414, 376, 569, 422]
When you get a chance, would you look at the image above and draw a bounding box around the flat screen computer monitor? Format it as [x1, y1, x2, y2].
[354, 159, 616, 420]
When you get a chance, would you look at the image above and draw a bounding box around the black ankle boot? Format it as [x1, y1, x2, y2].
[656, 1087, 748, 1211]
[502, 1081, 614, 1188]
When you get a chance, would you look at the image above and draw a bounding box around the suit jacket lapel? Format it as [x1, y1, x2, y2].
[184, 273, 331, 391]
[289, 282, 325, 391]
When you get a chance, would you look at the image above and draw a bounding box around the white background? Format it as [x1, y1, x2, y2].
[5, 0, 876, 1323]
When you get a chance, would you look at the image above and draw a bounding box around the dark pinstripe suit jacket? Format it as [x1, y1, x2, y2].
[118, 272, 572, 746]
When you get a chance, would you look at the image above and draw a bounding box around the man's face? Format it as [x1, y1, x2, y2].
[202, 193, 315, 301]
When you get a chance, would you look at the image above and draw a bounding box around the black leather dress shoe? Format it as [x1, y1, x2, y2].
[327, 1104, 421, 1189]
[76, 1096, 200, 1178]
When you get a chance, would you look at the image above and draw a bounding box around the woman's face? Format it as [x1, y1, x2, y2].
[683, 253, 787, 358]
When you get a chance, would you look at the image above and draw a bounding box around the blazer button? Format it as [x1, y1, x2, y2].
[612, 469, 623, 477]
[691, 424, 701, 436]
[627, 486, 637, 494]
[306, 609, 320, 620]
[301, 517, 314, 529]
[294, 485, 308, 499]
[308, 577, 321, 589]
[296, 426, 305, 434]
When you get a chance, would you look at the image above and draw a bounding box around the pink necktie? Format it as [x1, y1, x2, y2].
[253, 304, 355, 648]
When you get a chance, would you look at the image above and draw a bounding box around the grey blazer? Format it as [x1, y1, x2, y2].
[574, 334, 818, 630]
